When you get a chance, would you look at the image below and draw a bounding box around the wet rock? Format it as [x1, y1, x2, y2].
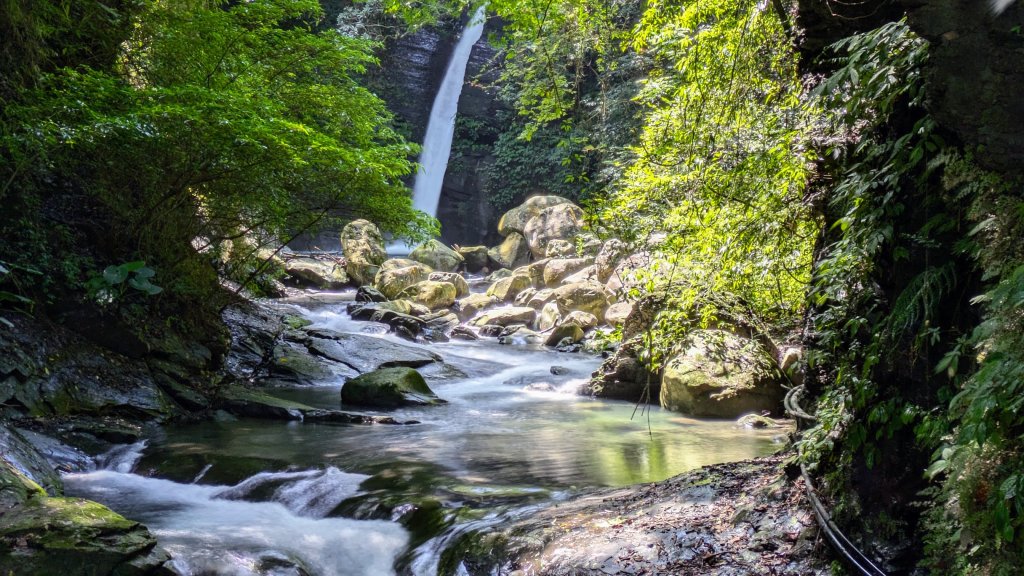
[409, 239, 464, 272]
[347, 304, 427, 338]
[341, 219, 387, 286]
[355, 286, 389, 303]
[305, 329, 442, 373]
[0, 492, 174, 576]
[266, 342, 350, 385]
[216, 386, 312, 420]
[660, 330, 785, 418]
[523, 203, 584, 258]
[341, 367, 446, 408]
[429, 271, 470, 298]
[457, 245, 490, 273]
[585, 336, 659, 401]
[375, 262, 433, 300]
[487, 233, 531, 270]
[477, 325, 504, 338]
[736, 413, 784, 429]
[470, 307, 538, 328]
[497, 196, 573, 237]
[450, 326, 480, 341]
[0, 426, 63, 496]
[484, 268, 513, 282]
[486, 273, 533, 302]
[549, 366, 570, 376]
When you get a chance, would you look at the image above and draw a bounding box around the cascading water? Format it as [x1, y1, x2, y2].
[391, 6, 487, 254]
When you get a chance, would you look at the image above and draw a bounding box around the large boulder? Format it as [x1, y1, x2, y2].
[454, 293, 499, 320]
[487, 233, 531, 270]
[545, 239, 576, 258]
[428, 272, 470, 298]
[341, 220, 387, 286]
[543, 257, 593, 287]
[0, 492, 173, 576]
[660, 330, 785, 418]
[341, 367, 445, 408]
[584, 336, 659, 401]
[398, 281, 458, 310]
[409, 239, 464, 272]
[281, 256, 349, 289]
[497, 195, 573, 237]
[487, 273, 533, 302]
[305, 329, 441, 373]
[514, 259, 550, 288]
[526, 288, 558, 310]
[538, 302, 562, 332]
[604, 301, 634, 327]
[604, 252, 652, 294]
[347, 304, 426, 338]
[562, 311, 598, 331]
[553, 281, 612, 318]
[457, 245, 490, 273]
[523, 203, 584, 258]
[470, 307, 538, 327]
[544, 322, 584, 347]
[374, 263, 432, 299]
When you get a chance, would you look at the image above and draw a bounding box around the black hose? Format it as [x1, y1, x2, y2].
[801, 463, 888, 576]
[785, 383, 888, 575]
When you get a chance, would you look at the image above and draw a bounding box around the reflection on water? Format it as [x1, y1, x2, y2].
[66, 299, 791, 575]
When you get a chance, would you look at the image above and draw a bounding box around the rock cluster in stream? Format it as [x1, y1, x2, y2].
[275, 194, 793, 419]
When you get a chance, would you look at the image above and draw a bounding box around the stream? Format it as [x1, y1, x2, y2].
[63, 292, 787, 576]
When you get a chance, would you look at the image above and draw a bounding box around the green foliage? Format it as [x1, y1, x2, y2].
[1, 0, 433, 320]
[85, 261, 163, 306]
[593, 0, 816, 362]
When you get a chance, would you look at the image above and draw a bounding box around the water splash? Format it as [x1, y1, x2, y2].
[65, 468, 406, 576]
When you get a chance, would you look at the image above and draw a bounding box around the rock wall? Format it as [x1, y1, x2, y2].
[436, 26, 507, 248]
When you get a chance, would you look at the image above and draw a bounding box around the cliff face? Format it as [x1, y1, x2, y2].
[904, 0, 1024, 174]
[436, 31, 506, 248]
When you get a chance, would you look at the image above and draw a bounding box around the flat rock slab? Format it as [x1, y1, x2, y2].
[305, 329, 442, 374]
[444, 455, 828, 576]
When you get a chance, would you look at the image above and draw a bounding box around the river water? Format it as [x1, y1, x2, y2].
[64, 295, 787, 575]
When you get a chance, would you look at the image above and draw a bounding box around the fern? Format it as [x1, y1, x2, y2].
[885, 262, 956, 340]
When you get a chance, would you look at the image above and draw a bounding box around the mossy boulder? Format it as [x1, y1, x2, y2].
[0, 496, 172, 576]
[497, 195, 573, 237]
[660, 329, 785, 418]
[523, 203, 584, 258]
[544, 322, 584, 347]
[487, 273, 533, 302]
[454, 294, 499, 320]
[456, 245, 490, 273]
[409, 240, 464, 272]
[341, 219, 387, 286]
[374, 262, 433, 300]
[543, 257, 593, 287]
[398, 280, 458, 310]
[282, 256, 349, 289]
[553, 281, 612, 318]
[428, 272, 470, 298]
[470, 307, 538, 328]
[341, 367, 445, 408]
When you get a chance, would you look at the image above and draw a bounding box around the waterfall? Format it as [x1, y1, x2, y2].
[410, 6, 487, 220]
